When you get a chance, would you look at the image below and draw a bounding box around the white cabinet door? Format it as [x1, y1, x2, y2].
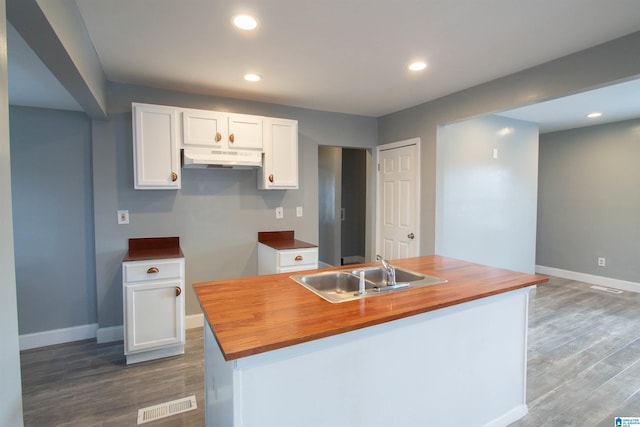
[182, 109, 228, 148]
[182, 110, 262, 150]
[228, 113, 263, 149]
[132, 103, 180, 189]
[259, 118, 298, 189]
[125, 280, 185, 354]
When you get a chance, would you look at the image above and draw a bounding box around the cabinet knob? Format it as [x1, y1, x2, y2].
[171, 172, 178, 182]
[229, 133, 235, 143]
[147, 267, 159, 274]
[268, 174, 274, 183]
[175, 286, 182, 297]
[215, 132, 222, 142]
[294, 255, 303, 261]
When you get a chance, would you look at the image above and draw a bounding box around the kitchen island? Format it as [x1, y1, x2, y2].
[193, 255, 548, 427]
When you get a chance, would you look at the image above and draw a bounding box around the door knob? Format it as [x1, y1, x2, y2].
[407, 233, 415, 240]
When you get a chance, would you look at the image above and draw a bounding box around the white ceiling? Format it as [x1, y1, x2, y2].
[7, 0, 640, 130]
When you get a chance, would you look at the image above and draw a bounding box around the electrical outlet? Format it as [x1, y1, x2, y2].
[296, 206, 303, 217]
[117, 210, 129, 225]
[275, 207, 284, 219]
[598, 257, 606, 267]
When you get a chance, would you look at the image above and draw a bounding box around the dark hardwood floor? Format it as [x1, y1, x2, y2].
[19, 277, 640, 426]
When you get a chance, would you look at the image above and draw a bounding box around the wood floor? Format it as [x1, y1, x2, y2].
[20, 276, 640, 426]
[20, 328, 205, 426]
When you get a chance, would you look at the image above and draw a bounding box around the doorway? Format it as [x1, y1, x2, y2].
[318, 146, 368, 267]
[376, 139, 421, 259]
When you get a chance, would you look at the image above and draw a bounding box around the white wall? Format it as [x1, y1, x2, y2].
[435, 115, 539, 273]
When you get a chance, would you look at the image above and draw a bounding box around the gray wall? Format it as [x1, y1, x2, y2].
[93, 82, 377, 328]
[436, 115, 539, 273]
[341, 148, 366, 260]
[537, 118, 640, 282]
[0, 0, 25, 423]
[378, 31, 640, 255]
[10, 106, 96, 334]
[318, 146, 342, 266]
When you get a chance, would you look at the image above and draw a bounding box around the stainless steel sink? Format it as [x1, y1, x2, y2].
[291, 265, 447, 303]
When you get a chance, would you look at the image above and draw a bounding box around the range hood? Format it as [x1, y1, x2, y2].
[182, 148, 263, 168]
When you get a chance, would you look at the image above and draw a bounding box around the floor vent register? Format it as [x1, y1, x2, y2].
[137, 395, 197, 424]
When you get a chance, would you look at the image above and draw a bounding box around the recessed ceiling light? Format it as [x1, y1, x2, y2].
[232, 15, 257, 30]
[408, 61, 427, 71]
[586, 112, 602, 118]
[244, 73, 261, 82]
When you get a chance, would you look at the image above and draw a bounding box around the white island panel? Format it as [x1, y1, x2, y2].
[205, 287, 532, 427]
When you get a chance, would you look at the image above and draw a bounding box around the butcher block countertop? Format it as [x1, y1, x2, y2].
[123, 237, 183, 261]
[193, 255, 548, 361]
[257, 230, 317, 250]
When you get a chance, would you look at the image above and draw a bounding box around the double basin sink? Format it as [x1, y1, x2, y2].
[290, 265, 447, 303]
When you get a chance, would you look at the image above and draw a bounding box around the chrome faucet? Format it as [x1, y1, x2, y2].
[376, 255, 396, 287]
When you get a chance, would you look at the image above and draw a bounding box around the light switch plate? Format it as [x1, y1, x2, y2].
[118, 210, 129, 225]
[296, 206, 303, 217]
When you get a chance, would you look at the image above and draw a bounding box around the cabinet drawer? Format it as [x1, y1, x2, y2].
[123, 259, 184, 283]
[278, 248, 318, 268]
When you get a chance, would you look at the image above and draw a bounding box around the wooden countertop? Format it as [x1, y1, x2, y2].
[258, 230, 317, 250]
[123, 237, 184, 261]
[193, 255, 548, 361]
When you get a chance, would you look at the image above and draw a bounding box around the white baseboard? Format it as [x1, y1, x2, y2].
[20, 323, 98, 351]
[21, 314, 206, 350]
[96, 325, 124, 344]
[536, 265, 640, 294]
[483, 404, 528, 427]
[185, 313, 204, 329]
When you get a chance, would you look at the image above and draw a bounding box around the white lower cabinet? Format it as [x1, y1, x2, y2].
[258, 244, 318, 274]
[123, 258, 185, 364]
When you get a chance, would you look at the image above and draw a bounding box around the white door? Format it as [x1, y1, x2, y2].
[376, 139, 420, 260]
[125, 281, 184, 354]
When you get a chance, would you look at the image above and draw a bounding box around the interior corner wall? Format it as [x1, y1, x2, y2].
[9, 106, 96, 334]
[93, 82, 377, 328]
[377, 31, 640, 256]
[0, 0, 25, 423]
[536, 118, 640, 282]
[436, 115, 539, 273]
[318, 146, 342, 266]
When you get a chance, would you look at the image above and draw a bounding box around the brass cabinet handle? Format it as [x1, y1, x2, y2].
[175, 286, 182, 297]
[294, 255, 303, 261]
[215, 132, 222, 142]
[147, 267, 159, 274]
[171, 172, 178, 182]
[268, 174, 274, 183]
[229, 133, 235, 143]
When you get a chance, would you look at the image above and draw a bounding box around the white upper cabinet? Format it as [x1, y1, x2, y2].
[132, 103, 181, 190]
[182, 109, 262, 150]
[228, 113, 263, 149]
[182, 109, 227, 147]
[259, 118, 299, 189]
